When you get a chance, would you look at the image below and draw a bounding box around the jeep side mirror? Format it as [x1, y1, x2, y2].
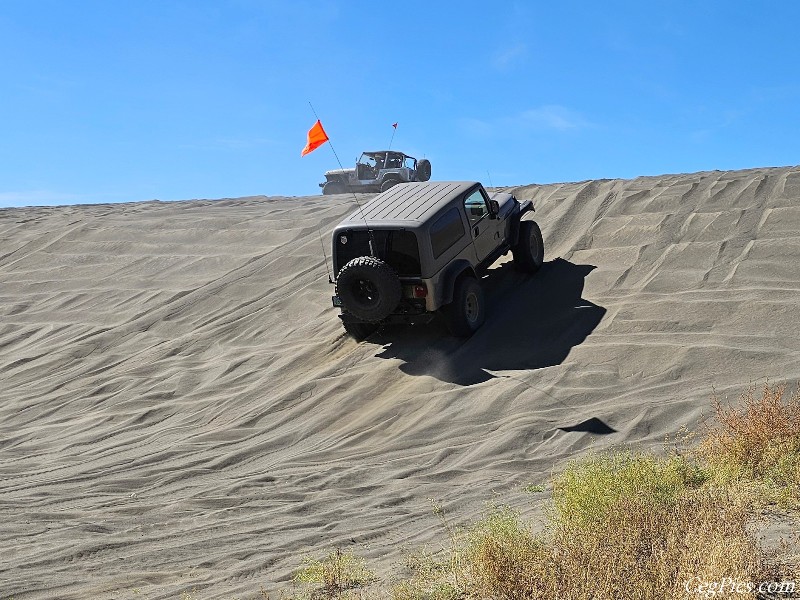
[489, 200, 500, 218]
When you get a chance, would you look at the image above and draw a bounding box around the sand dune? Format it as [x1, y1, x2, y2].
[2, 166, 800, 598]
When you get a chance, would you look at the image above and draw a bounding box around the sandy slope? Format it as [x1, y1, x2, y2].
[1, 166, 800, 598]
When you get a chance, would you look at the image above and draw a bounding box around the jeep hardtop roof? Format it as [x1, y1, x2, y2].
[337, 181, 478, 228]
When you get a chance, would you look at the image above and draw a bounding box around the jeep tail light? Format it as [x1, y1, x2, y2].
[413, 284, 428, 298]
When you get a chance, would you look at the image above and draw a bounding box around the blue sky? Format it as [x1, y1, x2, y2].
[1, 1, 798, 208]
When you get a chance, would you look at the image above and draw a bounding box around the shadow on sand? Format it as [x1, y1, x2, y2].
[373, 258, 607, 386]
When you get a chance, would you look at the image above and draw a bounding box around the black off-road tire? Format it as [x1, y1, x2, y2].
[380, 178, 400, 192]
[443, 275, 485, 337]
[342, 320, 379, 341]
[415, 159, 432, 182]
[512, 220, 544, 273]
[323, 181, 347, 195]
[335, 256, 402, 322]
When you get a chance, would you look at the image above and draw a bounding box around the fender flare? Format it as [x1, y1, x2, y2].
[437, 259, 477, 307]
[509, 200, 535, 247]
[380, 175, 402, 185]
[380, 176, 402, 192]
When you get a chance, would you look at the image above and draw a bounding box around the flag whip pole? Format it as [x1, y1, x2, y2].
[307, 102, 376, 258]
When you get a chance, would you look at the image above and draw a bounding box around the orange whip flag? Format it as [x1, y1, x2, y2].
[301, 120, 329, 156]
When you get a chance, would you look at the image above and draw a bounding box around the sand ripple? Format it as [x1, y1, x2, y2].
[2, 168, 800, 598]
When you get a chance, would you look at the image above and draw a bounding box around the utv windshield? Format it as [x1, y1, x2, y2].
[357, 153, 378, 168]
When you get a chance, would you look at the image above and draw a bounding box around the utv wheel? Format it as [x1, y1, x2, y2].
[380, 178, 399, 192]
[512, 220, 544, 273]
[342, 320, 379, 341]
[323, 181, 346, 195]
[443, 276, 485, 337]
[415, 159, 432, 182]
[335, 256, 402, 322]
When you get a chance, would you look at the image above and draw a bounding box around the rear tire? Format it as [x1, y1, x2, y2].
[323, 181, 347, 195]
[512, 220, 544, 273]
[443, 276, 485, 337]
[342, 320, 379, 341]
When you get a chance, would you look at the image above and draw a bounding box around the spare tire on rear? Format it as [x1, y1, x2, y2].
[415, 159, 432, 182]
[335, 256, 402, 322]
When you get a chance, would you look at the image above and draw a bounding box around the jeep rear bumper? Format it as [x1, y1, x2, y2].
[334, 293, 434, 325]
[338, 312, 436, 326]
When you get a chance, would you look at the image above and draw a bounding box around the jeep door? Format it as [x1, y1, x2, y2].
[356, 153, 379, 182]
[463, 187, 503, 262]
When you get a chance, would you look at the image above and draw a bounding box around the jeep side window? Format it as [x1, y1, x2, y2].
[386, 153, 402, 169]
[357, 154, 378, 179]
[463, 189, 488, 225]
[404, 156, 416, 169]
[358, 154, 376, 168]
[430, 207, 466, 258]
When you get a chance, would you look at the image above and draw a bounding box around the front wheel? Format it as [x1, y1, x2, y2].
[443, 276, 485, 337]
[323, 181, 347, 195]
[380, 178, 399, 192]
[512, 220, 544, 273]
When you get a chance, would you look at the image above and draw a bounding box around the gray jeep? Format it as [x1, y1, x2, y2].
[320, 151, 432, 195]
[330, 181, 544, 339]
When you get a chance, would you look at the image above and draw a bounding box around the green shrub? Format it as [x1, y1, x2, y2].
[552, 450, 708, 530]
[293, 548, 375, 597]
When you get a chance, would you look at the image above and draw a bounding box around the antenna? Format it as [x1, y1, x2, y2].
[486, 170, 495, 189]
[308, 102, 376, 257]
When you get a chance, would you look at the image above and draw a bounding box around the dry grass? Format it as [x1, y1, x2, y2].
[276, 382, 800, 600]
[394, 452, 777, 600]
[698, 381, 800, 505]
[541, 456, 771, 599]
[390, 383, 800, 599]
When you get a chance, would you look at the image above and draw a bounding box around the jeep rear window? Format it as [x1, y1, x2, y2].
[335, 229, 421, 276]
[430, 207, 465, 259]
